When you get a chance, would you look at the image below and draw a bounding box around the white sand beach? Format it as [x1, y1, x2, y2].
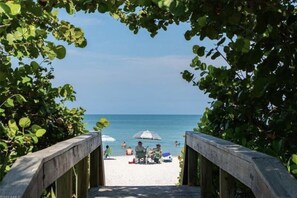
[103, 156, 181, 186]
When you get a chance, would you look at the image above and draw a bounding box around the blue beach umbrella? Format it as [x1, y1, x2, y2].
[133, 130, 162, 140]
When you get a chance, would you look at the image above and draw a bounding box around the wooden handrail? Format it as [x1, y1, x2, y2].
[0, 132, 105, 197]
[182, 131, 297, 198]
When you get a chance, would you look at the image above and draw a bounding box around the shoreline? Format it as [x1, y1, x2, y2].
[103, 155, 181, 186]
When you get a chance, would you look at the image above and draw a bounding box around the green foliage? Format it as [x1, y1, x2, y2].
[288, 154, 297, 176]
[0, 0, 95, 181]
[93, 118, 110, 132]
[0, 116, 46, 180]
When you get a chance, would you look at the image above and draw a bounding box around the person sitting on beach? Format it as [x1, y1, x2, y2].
[104, 145, 112, 159]
[126, 146, 133, 155]
[151, 144, 162, 163]
[121, 141, 127, 148]
[135, 141, 146, 163]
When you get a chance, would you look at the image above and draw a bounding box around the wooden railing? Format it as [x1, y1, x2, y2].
[0, 132, 105, 198]
[182, 131, 297, 198]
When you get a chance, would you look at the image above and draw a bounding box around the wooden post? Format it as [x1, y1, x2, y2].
[90, 133, 105, 187]
[90, 147, 100, 187]
[98, 144, 105, 185]
[220, 168, 236, 198]
[200, 155, 213, 198]
[181, 144, 189, 185]
[188, 146, 199, 186]
[56, 169, 73, 198]
[76, 156, 89, 198]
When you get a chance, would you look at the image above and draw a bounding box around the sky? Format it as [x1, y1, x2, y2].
[51, 12, 212, 115]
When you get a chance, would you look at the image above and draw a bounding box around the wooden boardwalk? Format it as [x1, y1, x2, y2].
[88, 185, 201, 197]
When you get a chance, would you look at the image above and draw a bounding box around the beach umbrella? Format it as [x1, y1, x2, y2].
[133, 130, 161, 140]
[102, 134, 116, 142]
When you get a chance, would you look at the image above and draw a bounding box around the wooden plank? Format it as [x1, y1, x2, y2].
[219, 168, 236, 198]
[0, 156, 44, 198]
[89, 185, 201, 197]
[200, 155, 213, 198]
[98, 144, 105, 186]
[185, 131, 297, 198]
[188, 146, 199, 186]
[251, 157, 297, 198]
[56, 168, 73, 198]
[76, 156, 89, 198]
[90, 147, 100, 187]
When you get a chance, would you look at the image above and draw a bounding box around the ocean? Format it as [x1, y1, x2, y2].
[84, 114, 201, 156]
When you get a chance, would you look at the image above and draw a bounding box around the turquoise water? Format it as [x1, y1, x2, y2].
[84, 114, 201, 156]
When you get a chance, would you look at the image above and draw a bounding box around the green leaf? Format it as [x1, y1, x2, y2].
[6, 2, 21, 15]
[36, 129, 46, 137]
[19, 117, 31, 128]
[65, 2, 75, 15]
[292, 154, 297, 165]
[182, 70, 194, 82]
[217, 37, 226, 46]
[0, 141, 8, 151]
[98, 3, 108, 13]
[55, 45, 66, 59]
[6, 34, 14, 45]
[8, 119, 18, 132]
[31, 135, 38, 144]
[31, 124, 41, 132]
[0, 108, 4, 116]
[234, 37, 250, 53]
[0, 2, 11, 16]
[211, 51, 220, 60]
[4, 98, 14, 107]
[15, 94, 27, 104]
[22, 76, 31, 84]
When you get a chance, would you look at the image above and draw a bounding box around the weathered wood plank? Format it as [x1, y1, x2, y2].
[0, 132, 102, 197]
[89, 185, 201, 198]
[219, 168, 236, 198]
[185, 131, 297, 198]
[188, 146, 199, 186]
[56, 168, 73, 198]
[76, 156, 89, 198]
[98, 144, 105, 186]
[200, 155, 213, 198]
[0, 156, 44, 198]
[90, 148, 100, 187]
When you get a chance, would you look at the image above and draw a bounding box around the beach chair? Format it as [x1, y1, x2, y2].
[135, 151, 146, 164]
[162, 152, 172, 162]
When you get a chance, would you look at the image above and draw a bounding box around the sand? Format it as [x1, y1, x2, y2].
[103, 156, 181, 186]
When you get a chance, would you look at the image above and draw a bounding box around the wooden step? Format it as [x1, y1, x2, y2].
[88, 185, 201, 197]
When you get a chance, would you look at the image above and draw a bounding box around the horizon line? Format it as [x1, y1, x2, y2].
[84, 113, 202, 116]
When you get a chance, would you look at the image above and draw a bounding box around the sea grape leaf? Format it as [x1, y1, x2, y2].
[19, 117, 31, 128]
[36, 129, 46, 137]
